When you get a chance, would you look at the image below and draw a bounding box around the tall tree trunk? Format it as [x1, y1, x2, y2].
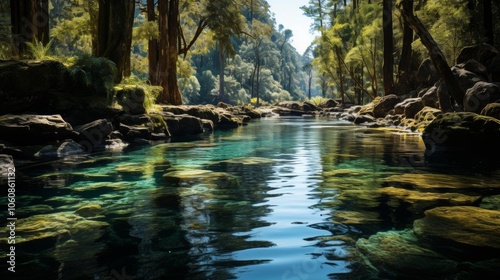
[383, 0, 394, 96]
[400, 0, 464, 110]
[397, 0, 414, 95]
[156, 0, 182, 105]
[10, 0, 49, 57]
[483, 0, 494, 46]
[219, 44, 226, 103]
[335, 46, 345, 104]
[95, 0, 135, 83]
[147, 0, 160, 86]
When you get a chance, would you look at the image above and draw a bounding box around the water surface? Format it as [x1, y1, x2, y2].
[2, 117, 499, 279]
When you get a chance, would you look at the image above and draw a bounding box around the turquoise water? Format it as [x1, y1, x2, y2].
[2, 117, 500, 279]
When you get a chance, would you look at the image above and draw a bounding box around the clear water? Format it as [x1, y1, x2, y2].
[2, 117, 500, 280]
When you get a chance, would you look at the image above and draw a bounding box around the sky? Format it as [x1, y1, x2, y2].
[266, 0, 317, 55]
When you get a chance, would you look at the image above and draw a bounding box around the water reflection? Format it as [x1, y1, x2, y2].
[1, 118, 499, 280]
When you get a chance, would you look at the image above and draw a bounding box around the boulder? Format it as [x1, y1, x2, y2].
[242, 106, 262, 119]
[452, 67, 484, 99]
[354, 114, 376, 124]
[322, 99, 339, 108]
[0, 114, 74, 144]
[421, 86, 439, 108]
[217, 113, 242, 129]
[115, 86, 147, 115]
[456, 43, 499, 65]
[373, 94, 400, 118]
[416, 58, 439, 86]
[0, 60, 68, 114]
[457, 59, 489, 79]
[356, 230, 458, 278]
[422, 112, 500, 151]
[163, 113, 204, 136]
[118, 114, 170, 140]
[34, 139, 86, 159]
[464, 82, 500, 113]
[0, 212, 109, 245]
[414, 107, 442, 123]
[303, 101, 318, 112]
[74, 119, 114, 150]
[394, 98, 424, 119]
[413, 206, 500, 249]
[481, 103, 500, 120]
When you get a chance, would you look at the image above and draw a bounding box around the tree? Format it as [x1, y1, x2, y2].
[382, 0, 394, 96]
[483, 0, 494, 46]
[396, 0, 414, 95]
[95, 0, 135, 83]
[10, 0, 49, 57]
[399, 0, 464, 111]
[149, 0, 247, 105]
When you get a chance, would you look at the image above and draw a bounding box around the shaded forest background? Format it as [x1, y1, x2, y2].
[0, 0, 499, 108]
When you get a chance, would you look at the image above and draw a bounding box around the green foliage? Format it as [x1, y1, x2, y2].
[68, 54, 117, 104]
[307, 96, 330, 107]
[114, 75, 162, 113]
[25, 38, 54, 60]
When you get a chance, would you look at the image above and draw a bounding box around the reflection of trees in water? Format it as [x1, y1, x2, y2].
[314, 127, 425, 235]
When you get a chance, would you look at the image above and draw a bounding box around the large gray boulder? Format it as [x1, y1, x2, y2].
[373, 94, 400, 118]
[464, 82, 500, 113]
[394, 98, 424, 119]
[0, 114, 74, 144]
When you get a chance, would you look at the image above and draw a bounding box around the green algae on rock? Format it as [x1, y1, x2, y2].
[413, 206, 500, 249]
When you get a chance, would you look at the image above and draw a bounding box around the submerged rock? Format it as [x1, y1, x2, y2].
[379, 186, 480, 212]
[384, 173, 500, 190]
[163, 169, 239, 188]
[413, 206, 500, 249]
[356, 230, 458, 278]
[4, 212, 109, 245]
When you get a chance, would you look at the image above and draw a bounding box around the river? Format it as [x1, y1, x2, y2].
[2, 117, 499, 279]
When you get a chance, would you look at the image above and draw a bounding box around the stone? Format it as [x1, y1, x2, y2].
[354, 114, 376, 124]
[217, 113, 242, 129]
[456, 43, 499, 65]
[0, 60, 68, 114]
[322, 99, 339, 108]
[417, 58, 439, 86]
[414, 106, 442, 123]
[163, 169, 239, 188]
[163, 114, 204, 135]
[35, 139, 86, 159]
[481, 103, 500, 120]
[458, 59, 489, 79]
[379, 186, 480, 212]
[74, 119, 114, 150]
[394, 98, 424, 119]
[0, 212, 109, 245]
[421, 86, 439, 108]
[356, 230, 458, 278]
[0, 114, 74, 144]
[421, 112, 500, 151]
[452, 67, 484, 96]
[75, 205, 105, 218]
[464, 82, 500, 113]
[384, 173, 500, 190]
[373, 94, 400, 118]
[413, 206, 500, 249]
[481, 195, 500, 210]
[115, 85, 147, 115]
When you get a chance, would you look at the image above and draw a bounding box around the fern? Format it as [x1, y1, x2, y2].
[25, 37, 54, 60]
